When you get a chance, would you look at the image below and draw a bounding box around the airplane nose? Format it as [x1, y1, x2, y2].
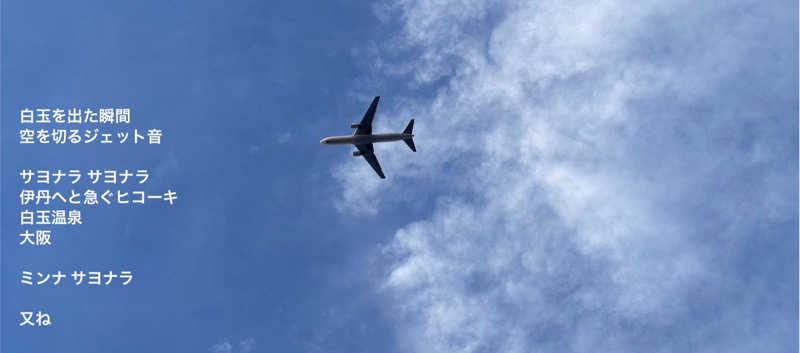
[320, 138, 327, 144]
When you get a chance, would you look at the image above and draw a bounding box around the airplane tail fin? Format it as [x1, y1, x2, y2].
[403, 119, 416, 152]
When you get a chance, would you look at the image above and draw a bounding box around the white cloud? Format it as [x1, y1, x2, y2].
[210, 338, 255, 353]
[338, 0, 795, 352]
[210, 341, 233, 353]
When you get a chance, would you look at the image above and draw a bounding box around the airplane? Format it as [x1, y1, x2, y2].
[320, 96, 415, 179]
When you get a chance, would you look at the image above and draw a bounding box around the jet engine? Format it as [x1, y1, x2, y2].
[352, 151, 363, 157]
[350, 123, 361, 129]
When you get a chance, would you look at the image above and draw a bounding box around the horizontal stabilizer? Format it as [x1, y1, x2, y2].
[403, 119, 414, 134]
[404, 138, 416, 152]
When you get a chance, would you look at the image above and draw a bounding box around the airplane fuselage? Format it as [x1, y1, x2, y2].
[320, 133, 412, 145]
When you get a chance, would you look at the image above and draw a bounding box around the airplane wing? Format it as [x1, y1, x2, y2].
[354, 96, 379, 136]
[356, 143, 385, 179]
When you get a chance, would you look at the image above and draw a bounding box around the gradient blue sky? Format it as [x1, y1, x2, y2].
[2, 1, 797, 353]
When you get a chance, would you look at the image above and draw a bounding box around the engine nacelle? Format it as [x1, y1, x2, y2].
[352, 151, 363, 157]
[350, 123, 361, 129]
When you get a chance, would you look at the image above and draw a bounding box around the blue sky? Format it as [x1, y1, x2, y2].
[2, 0, 797, 353]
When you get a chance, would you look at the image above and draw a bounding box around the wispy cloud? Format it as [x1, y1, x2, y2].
[277, 132, 293, 144]
[210, 341, 233, 353]
[338, 0, 797, 352]
[210, 338, 256, 353]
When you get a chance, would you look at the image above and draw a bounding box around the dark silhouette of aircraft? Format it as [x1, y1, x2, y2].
[320, 96, 415, 179]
